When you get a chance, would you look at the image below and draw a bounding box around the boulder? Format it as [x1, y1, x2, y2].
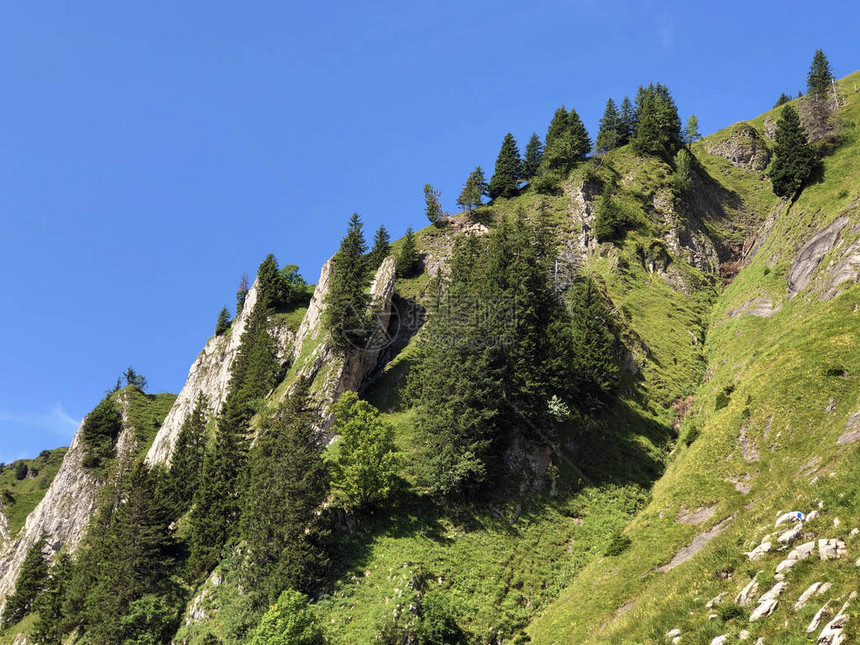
[777, 524, 802, 545]
[749, 582, 786, 622]
[795, 582, 822, 611]
[808, 601, 831, 633]
[748, 542, 772, 561]
[736, 577, 760, 606]
[818, 539, 847, 561]
[817, 601, 850, 644]
[788, 541, 817, 561]
[775, 511, 804, 528]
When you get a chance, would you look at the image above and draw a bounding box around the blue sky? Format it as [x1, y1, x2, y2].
[0, 0, 857, 461]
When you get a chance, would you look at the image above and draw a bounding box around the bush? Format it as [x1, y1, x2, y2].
[714, 384, 735, 411]
[80, 397, 123, 469]
[717, 602, 745, 622]
[594, 186, 634, 243]
[605, 531, 632, 556]
[247, 590, 326, 645]
[14, 461, 28, 481]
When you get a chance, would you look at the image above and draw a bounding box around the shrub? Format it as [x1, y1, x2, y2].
[594, 186, 634, 243]
[247, 590, 326, 645]
[605, 531, 632, 556]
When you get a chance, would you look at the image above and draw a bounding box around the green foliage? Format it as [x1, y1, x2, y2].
[457, 166, 488, 215]
[13, 461, 27, 481]
[807, 49, 834, 100]
[0, 449, 67, 540]
[567, 278, 620, 397]
[618, 96, 635, 146]
[770, 104, 816, 198]
[489, 132, 523, 200]
[714, 384, 734, 411]
[594, 186, 634, 243]
[32, 552, 73, 644]
[1, 537, 48, 625]
[631, 83, 683, 159]
[543, 106, 591, 175]
[397, 226, 420, 279]
[368, 224, 391, 272]
[673, 148, 693, 195]
[168, 392, 208, 513]
[424, 184, 443, 225]
[604, 531, 631, 556]
[324, 213, 371, 349]
[247, 590, 326, 645]
[717, 602, 745, 622]
[240, 385, 329, 605]
[522, 133, 544, 180]
[80, 396, 123, 470]
[330, 391, 398, 509]
[121, 594, 179, 645]
[258, 254, 307, 310]
[774, 92, 792, 108]
[237, 272, 250, 315]
[124, 366, 148, 391]
[683, 114, 700, 144]
[215, 306, 232, 336]
[596, 98, 620, 154]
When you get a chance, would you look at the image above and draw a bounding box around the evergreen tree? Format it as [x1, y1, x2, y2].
[324, 213, 371, 349]
[673, 148, 694, 195]
[770, 104, 816, 198]
[617, 96, 635, 145]
[543, 107, 590, 174]
[522, 132, 544, 180]
[457, 167, 487, 215]
[684, 114, 701, 144]
[236, 273, 250, 315]
[397, 226, 420, 279]
[488, 132, 522, 200]
[368, 224, 391, 272]
[595, 98, 620, 154]
[257, 253, 282, 309]
[169, 392, 208, 510]
[80, 396, 123, 470]
[215, 306, 231, 336]
[1, 537, 49, 625]
[240, 384, 329, 605]
[807, 49, 834, 99]
[568, 278, 619, 397]
[594, 185, 634, 242]
[774, 93, 792, 108]
[632, 83, 682, 158]
[32, 552, 73, 644]
[330, 392, 398, 509]
[424, 184, 443, 225]
[248, 590, 326, 645]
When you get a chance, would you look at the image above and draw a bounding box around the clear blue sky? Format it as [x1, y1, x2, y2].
[0, 0, 856, 462]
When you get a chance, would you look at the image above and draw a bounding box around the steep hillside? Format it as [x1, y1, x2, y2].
[528, 70, 860, 645]
[0, 449, 67, 542]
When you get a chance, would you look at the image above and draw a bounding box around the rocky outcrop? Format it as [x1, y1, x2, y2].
[145, 280, 296, 466]
[706, 124, 771, 171]
[787, 216, 849, 298]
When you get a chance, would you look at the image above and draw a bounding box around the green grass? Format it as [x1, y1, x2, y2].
[0, 447, 67, 537]
[124, 388, 178, 462]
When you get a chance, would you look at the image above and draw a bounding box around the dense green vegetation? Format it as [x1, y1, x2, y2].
[0, 448, 66, 536]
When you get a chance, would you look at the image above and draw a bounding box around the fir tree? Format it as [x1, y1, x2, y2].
[239, 384, 329, 605]
[32, 552, 73, 644]
[1, 537, 49, 625]
[595, 98, 620, 154]
[457, 166, 487, 215]
[257, 254, 282, 309]
[330, 392, 398, 509]
[522, 132, 544, 180]
[774, 93, 792, 108]
[632, 83, 682, 158]
[368, 224, 391, 272]
[543, 107, 590, 173]
[324, 213, 371, 349]
[770, 104, 816, 198]
[684, 114, 701, 144]
[568, 278, 619, 397]
[169, 392, 208, 510]
[215, 306, 231, 335]
[617, 96, 635, 145]
[424, 184, 443, 225]
[236, 272, 250, 315]
[488, 132, 522, 200]
[807, 49, 834, 100]
[397, 226, 420, 279]
[594, 185, 634, 242]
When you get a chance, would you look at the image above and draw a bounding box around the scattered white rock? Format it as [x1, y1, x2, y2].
[672, 637, 681, 645]
[711, 635, 729, 645]
[795, 582, 822, 611]
[788, 541, 817, 560]
[749, 582, 787, 621]
[778, 523, 803, 545]
[833, 517, 841, 528]
[706, 592, 729, 608]
[775, 559, 796, 579]
[817, 600, 850, 644]
[708, 613, 719, 620]
[739, 629, 750, 640]
[818, 539, 847, 560]
[818, 501, 824, 509]
[775, 511, 805, 527]
[737, 577, 760, 606]
[850, 528, 859, 537]
[807, 510, 820, 522]
[754, 639, 765, 645]
[818, 582, 832, 595]
[666, 627, 681, 638]
[748, 542, 773, 561]
[807, 601, 831, 633]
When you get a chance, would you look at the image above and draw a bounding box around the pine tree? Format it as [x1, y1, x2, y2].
[774, 93, 792, 108]
[236, 273, 250, 315]
[1, 537, 49, 625]
[617, 96, 635, 145]
[595, 98, 620, 154]
[169, 392, 208, 510]
[543, 107, 590, 174]
[457, 166, 488, 215]
[324, 213, 371, 349]
[397, 226, 420, 279]
[632, 83, 682, 158]
[594, 185, 633, 242]
[568, 278, 619, 397]
[522, 132, 544, 180]
[770, 104, 816, 198]
[807, 49, 834, 100]
[32, 552, 73, 644]
[215, 306, 231, 335]
[239, 384, 329, 605]
[684, 114, 701, 144]
[424, 184, 443, 225]
[368, 224, 391, 272]
[330, 392, 397, 509]
[488, 132, 522, 200]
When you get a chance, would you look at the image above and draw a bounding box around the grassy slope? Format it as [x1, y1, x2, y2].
[0, 448, 68, 538]
[527, 70, 860, 644]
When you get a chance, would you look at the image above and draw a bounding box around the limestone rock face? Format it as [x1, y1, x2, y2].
[706, 124, 771, 171]
[145, 280, 295, 466]
[787, 216, 849, 298]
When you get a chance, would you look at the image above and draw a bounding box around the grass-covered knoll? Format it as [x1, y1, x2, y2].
[526, 73, 860, 644]
[124, 387, 178, 462]
[0, 448, 67, 537]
